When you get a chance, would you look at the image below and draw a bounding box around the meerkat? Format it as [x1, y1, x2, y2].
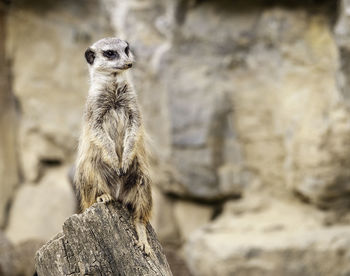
[74, 37, 153, 255]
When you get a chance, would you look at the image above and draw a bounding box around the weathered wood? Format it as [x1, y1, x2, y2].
[35, 202, 173, 276]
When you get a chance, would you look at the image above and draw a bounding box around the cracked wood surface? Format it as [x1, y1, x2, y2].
[35, 202, 172, 276]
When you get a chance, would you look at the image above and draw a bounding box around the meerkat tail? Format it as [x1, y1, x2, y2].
[134, 220, 152, 256]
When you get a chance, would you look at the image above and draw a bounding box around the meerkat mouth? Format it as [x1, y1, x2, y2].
[114, 64, 132, 70]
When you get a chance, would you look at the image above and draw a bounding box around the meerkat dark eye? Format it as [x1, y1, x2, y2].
[103, 50, 118, 59]
[125, 46, 129, 56]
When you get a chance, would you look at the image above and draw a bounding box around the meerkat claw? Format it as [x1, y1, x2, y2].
[121, 163, 129, 175]
[116, 168, 121, 176]
[97, 194, 113, 203]
[116, 168, 126, 177]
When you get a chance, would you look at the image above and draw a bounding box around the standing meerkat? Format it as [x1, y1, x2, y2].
[74, 37, 153, 255]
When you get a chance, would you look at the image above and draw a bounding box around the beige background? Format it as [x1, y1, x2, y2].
[1, 0, 350, 275]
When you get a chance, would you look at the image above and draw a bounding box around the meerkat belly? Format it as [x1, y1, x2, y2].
[105, 107, 129, 157]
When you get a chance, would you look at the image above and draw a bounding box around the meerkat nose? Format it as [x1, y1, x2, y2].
[127, 63, 132, 68]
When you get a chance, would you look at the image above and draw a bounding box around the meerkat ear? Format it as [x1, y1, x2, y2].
[85, 48, 95, 65]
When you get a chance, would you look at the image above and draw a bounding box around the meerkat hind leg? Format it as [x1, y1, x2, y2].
[97, 193, 113, 203]
[135, 220, 152, 256]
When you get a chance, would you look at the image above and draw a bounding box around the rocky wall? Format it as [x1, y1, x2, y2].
[105, 0, 350, 209]
[104, 0, 350, 275]
[4, 0, 113, 243]
[3, 0, 350, 275]
[0, 2, 18, 229]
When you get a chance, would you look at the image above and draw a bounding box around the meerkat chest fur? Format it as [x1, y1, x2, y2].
[86, 82, 137, 159]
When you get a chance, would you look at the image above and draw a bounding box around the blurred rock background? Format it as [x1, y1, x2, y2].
[1, 0, 350, 275]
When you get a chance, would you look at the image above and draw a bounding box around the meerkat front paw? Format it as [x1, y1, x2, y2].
[121, 159, 131, 174]
[109, 155, 120, 166]
[96, 193, 113, 203]
[102, 149, 120, 166]
[116, 168, 126, 177]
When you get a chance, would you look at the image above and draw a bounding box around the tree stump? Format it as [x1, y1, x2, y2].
[35, 201, 173, 276]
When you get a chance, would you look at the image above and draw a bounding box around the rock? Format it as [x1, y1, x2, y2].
[103, 0, 350, 208]
[164, 245, 192, 276]
[0, 231, 16, 276]
[6, 0, 113, 182]
[185, 197, 350, 276]
[174, 201, 213, 242]
[15, 239, 45, 276]
[229, 5, 350, 208]
[151, 187, 179, 244]
[105, 0, 243, 200]
[5, 0, 350, 273]
[0, 230, 44, 276]
[6, 167, 75, 243]
[18, 131, 67, 182]
[217, 164, 252, 197]
[222, 195, 268, 216]
[0, 6, 18, 228]
[335, 0, 350, 104]
[35, 201, 172, 276]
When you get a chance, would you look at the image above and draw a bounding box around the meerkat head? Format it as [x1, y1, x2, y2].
[84, 37, 134, 77]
